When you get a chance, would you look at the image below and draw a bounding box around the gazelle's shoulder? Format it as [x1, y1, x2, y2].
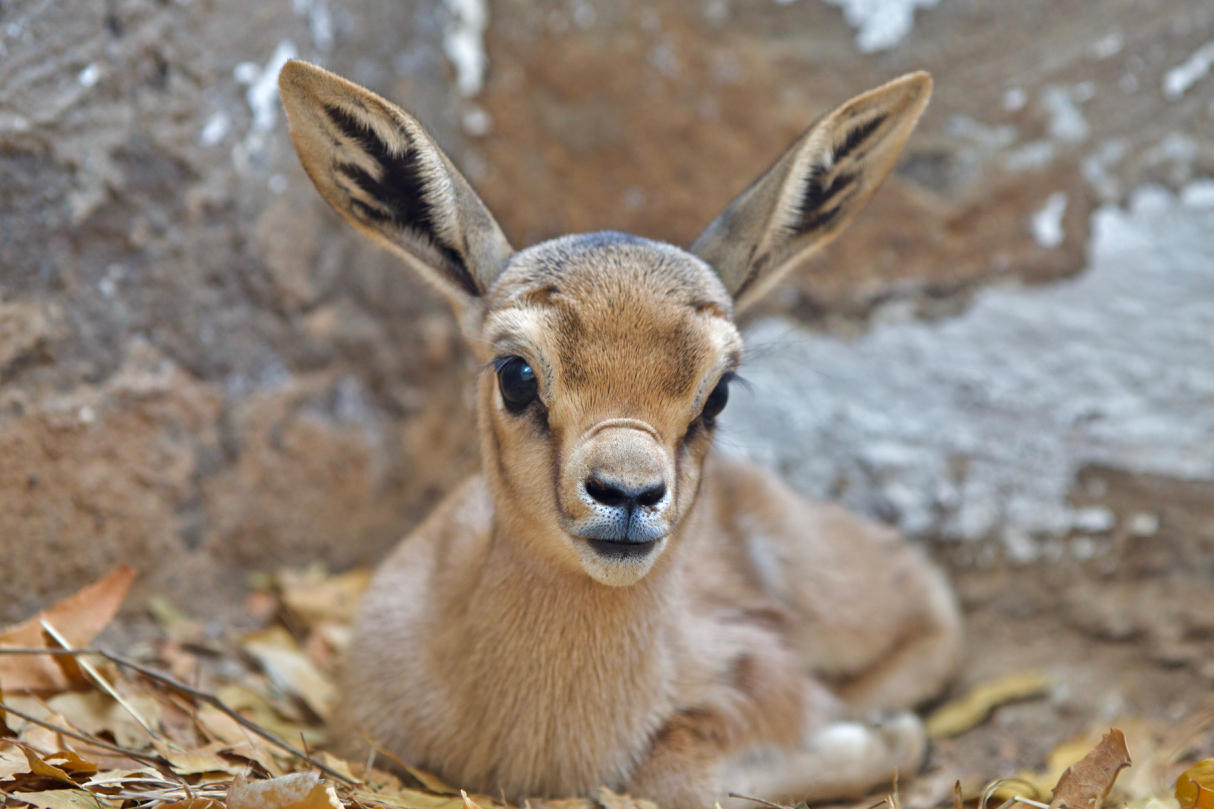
[376, 474, 494, 581]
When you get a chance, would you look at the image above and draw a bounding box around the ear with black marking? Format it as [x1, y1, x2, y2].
[279, 60, 512, 317]
[692, 72, 931, 312]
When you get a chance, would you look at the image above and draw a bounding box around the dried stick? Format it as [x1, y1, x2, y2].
[0, 701, 168, 770]
[0, 646, 355, 785]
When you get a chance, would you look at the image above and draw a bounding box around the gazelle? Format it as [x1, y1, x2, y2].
[279, 61, 960, 809]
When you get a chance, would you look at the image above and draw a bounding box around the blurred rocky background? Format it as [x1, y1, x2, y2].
[2, 0, 1212, 620]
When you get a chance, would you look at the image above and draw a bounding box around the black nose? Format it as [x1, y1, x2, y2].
[584, 476, 667, 509]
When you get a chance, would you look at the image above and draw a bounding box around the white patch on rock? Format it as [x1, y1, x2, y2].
[77, 63, 101, 88]
[0, 111, 31, 132]
[1088, 30, 1124, 61]
[294, 0, 334, 52]
[233, 62, 261, 84]
[1181, 179, 1214, 208]
[721, 184, 1214, 563]
[793, 0, 941, 53]
[1127, 512, 1160, 537]
[1002, 87, 1027, 112]
[1071, 506, 1115, 533]
[443, 0, 488, 97]
[1005, 140, 1055, 172]
[461, 105, 492, 137]
[1164, 40, 1214, 99]
[1031, 192, 1068, 248]
[239, 40, 298, 133]
[1041, 85, 1089, 143]
[1082, 138, 1127, 200]
[199, 111, 231, 146]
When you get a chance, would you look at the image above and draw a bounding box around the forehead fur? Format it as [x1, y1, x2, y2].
[489, 232, 734, 315]
[484, 232, 741, 410]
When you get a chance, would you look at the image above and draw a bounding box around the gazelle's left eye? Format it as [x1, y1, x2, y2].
[496, 357, 538, 413]
[700, 374, 732, 428]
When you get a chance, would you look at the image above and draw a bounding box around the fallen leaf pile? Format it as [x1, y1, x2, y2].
[1, 568, 1211, 809]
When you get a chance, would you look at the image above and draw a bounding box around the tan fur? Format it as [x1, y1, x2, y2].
[279, 61, 961, 809]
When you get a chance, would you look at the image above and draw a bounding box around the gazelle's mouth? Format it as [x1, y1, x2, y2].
[583, 537, 660, 559]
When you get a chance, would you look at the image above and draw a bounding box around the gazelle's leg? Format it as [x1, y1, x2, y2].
[719, 712, 927, 807]
[630, 652, 844, 809]
[833, 560, 961, 714]
[709, 456, 961, 714]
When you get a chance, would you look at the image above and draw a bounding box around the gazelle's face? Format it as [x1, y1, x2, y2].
[477, 234, 743, 586]
[280, 59, 932, 585]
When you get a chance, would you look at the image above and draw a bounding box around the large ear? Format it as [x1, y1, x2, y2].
[692, 72, 931, 312]
[279, 60, 513, 316]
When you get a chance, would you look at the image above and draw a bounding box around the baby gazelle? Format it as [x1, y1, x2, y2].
[279, 61, 960, 809]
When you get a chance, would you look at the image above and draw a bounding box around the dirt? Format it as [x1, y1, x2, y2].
[930, 564, 1213, 792]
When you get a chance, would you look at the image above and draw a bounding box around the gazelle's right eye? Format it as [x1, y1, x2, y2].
[699, 373, 732, 429]
[496, 357, 538, 413]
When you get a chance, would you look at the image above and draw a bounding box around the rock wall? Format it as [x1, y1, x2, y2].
[1, 0, 1210, 618]
[722, 184, 1214, 567]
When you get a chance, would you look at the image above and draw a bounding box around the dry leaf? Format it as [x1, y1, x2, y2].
[16, 711, 76, 756]
[1049, 728, 1132, 809]
[243, 626, 337, 721]
[157, 800, 227, 809]
[316, 751, 357, 784]
[211, 683, 324, 750]
[152, 739, 239, 775]
[43, 690, 160, 751]
[146, 595, 205, 644]
[595, 787, 659, 809]
[43, 750, 99, 775]
[227, 771, 343, 809]
[1, 742, 33, 780]
[353, 787, 465, 809]
[524, 799, 597, 809]
[194, 707, 286, 777]
[1124, 800, 1181, 809]
[80, 767, 167, 788]
[401, 763, 459, 795]
[277, 567, 372, 630]
[22, 745, 78, 783]
[7, 789, 118, 809]
[0, 567, 137, 693]
[926, 671, 1052, 738]
[1177, 760, 1214, 809]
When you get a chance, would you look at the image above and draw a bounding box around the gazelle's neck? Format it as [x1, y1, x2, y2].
[430, 514, 688, 798]
[463, 514, 686, 659]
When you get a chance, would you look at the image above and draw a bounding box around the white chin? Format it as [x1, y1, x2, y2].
[574, 537, 667, 586]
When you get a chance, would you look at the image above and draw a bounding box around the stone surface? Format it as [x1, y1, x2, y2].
[0, 0, 1211, 618]
[721, 184, 1214, 565]
[471, 0, 1214, 320]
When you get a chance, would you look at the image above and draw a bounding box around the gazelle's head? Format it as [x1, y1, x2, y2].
[280, 62, 930, 586]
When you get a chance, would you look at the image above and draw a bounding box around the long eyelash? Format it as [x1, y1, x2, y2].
[486, 356, 524, 377]
[726, 372, 752, 394]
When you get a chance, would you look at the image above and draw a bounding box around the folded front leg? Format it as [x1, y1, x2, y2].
[720, 712, 927, 807]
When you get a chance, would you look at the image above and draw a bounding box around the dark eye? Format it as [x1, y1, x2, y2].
[700, 375, 731, 428]
[496, 357, 538, 413]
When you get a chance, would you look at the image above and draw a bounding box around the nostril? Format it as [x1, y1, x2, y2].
[585, 477, 628, 507]
[584, 476, 668, 509]
[636, 482, 666, 507]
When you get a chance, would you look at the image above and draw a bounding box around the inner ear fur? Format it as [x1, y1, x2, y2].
[692, 72, 932, 312]
[279, 60, 513, 313]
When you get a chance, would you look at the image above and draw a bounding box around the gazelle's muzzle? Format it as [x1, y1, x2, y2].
[562, 421, 675, 560]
